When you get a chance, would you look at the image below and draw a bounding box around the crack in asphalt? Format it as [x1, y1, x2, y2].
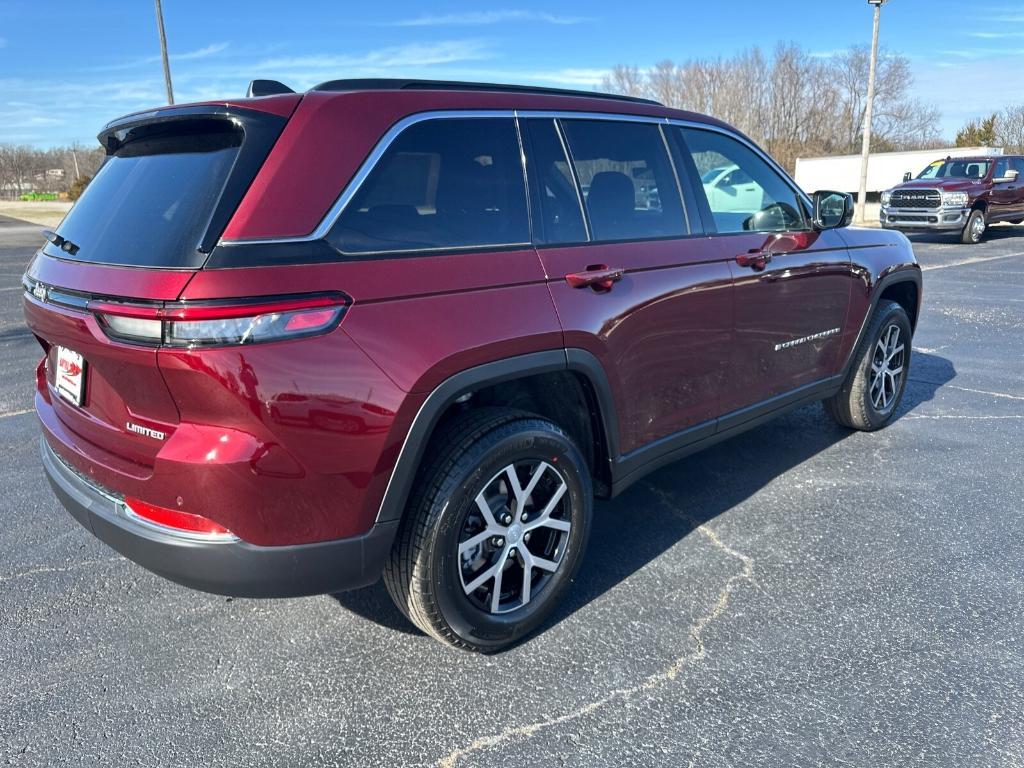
[0, 556, 121, 585]
[0, 408, 33, 419]
[435, 486, 755, 768]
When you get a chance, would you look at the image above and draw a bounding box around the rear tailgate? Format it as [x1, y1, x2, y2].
[24, 98, 297, 471]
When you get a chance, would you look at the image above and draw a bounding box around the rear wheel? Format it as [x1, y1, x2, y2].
[383, 407, 592, 652]
[961, 208, 986, 244]
[825, 300, 911, 431]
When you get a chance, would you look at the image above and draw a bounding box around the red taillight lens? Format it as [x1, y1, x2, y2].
[89, 293, 348, 347]
[125, 497, 234, 538]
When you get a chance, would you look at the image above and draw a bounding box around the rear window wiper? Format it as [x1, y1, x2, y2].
[42, 230, 81, 256]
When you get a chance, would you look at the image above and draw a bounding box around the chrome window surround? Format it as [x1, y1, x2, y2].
[217, 109, 811, 247]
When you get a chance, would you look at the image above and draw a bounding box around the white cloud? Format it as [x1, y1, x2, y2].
[385, 10, 589, 27]
[92, 42, 230, 71]
[938, 47, 1024, 59]
[250, 40, 494, 87]
[968, 31, 1024, 39]
[174, 42, 231, 61]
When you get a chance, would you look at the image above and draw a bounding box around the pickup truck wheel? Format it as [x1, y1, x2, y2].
[825, 300, 911, 431]
[961, 209, 986, 244]
[383, 407, 592, 652]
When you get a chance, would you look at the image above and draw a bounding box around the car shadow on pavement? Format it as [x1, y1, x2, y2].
[333, 352, 956, 643]
[906, 224, 1022, 246]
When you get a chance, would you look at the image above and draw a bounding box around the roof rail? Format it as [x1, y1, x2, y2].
[247, 79, 295, 97]
[309, 78, 662, 106]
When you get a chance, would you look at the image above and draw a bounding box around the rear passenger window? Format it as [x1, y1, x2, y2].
[523, 119, 587, 244]
[561, 120, 686, 241]
[677, 127, 807, 234]
[333, 118, 529, 254]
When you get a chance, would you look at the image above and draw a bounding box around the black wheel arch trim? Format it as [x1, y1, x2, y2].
[375, 349, 619, 524]
[840, 267, 922, 381]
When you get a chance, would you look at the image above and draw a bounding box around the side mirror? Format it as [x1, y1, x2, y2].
[812, 190, 854, 230]
[903, 171, 913, 182]
[995, 169, 1020, 183]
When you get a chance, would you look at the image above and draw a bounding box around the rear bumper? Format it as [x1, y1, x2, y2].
[880, 205, 969, 232]
[41, 437, 397, 598]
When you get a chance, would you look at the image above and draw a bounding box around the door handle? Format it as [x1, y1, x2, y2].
[736, 249, 772, 271]
[565, 265, 624, 291]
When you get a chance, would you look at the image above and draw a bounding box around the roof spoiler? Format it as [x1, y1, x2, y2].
[246, 79, 295, 97]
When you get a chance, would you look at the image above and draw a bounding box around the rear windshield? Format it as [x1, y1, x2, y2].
[51, 122, 242, 268]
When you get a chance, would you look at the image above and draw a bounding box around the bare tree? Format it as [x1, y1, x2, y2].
[0, 145, 37, 197]
[997, 105, 1024, 153]
[600, 43, 943, 172]
[600, 65, 647, 99]
[0, 143, 106, 199]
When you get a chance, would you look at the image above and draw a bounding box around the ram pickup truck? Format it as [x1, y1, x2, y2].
[881, 155, 1024, 244]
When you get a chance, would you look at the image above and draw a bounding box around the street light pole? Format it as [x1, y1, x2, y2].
[856, 0, 886, 224]
[154, 0, 175, 105]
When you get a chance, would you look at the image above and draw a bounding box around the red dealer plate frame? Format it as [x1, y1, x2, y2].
[54, 346, 86, 407]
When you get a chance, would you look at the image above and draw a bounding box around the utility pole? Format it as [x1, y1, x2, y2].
[154, 0, 174, 104]
[857, 0, 887, 224]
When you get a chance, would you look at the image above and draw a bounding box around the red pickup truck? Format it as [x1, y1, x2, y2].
[881, 155, 1024, 243]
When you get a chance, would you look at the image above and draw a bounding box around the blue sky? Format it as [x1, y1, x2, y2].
[1, 0, 1021, 147]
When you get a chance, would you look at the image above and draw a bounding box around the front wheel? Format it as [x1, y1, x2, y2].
[383, 407, 592, 652]
[961, 208, 986, 244]
[825, 300, 912, 431]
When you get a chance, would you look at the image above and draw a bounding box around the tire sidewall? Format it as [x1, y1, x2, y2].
[858, 305, 912, 428]
[424, 424, 592, 651]
[964, 209, 985, 244]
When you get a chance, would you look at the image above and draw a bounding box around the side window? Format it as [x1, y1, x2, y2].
[332, 118, 529, 254]
[993, 158, 1009, 180]
[522, 119, 588, 245]
[560, 120, 686, 241]
[677, 127, 806, 234]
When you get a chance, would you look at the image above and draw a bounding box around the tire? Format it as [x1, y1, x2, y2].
[825, 300, 912, 431]
[383, 407, 593, 652]
[961, 208, 986, 244]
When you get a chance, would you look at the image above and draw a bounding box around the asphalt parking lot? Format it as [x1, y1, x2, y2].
[1, 216, 1022, 767]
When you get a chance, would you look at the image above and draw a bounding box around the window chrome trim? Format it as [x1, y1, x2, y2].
[552, 117, 592, 242]
[218, 108, 811, 247]
[218, 109, 517, 247]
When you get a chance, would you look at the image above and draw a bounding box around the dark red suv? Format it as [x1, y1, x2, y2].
[24, 79, 921, 651]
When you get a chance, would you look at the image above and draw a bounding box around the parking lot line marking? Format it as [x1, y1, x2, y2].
[436, 486, 755, 768]
[921, 251, 1024, 271]
[905, 414, 1024, 420]
[0, 408, 33, 419]
[944, 384, 1024, 401]
[909, 378, 1024, 402]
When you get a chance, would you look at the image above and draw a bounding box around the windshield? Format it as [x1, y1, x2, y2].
[52, 122, 242, 268]
[917, 159, 991, 180]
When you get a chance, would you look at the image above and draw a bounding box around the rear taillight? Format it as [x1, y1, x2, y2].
[88, 294, 348, 347]
[125, 497, 236, 539]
